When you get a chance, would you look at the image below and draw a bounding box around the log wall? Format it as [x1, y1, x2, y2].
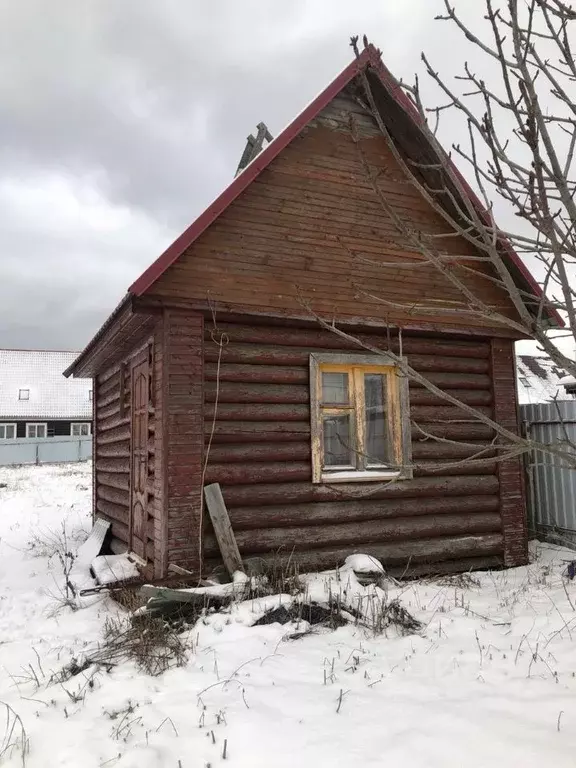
[94, 327, 163, 576]
[202, 317, 512, 575]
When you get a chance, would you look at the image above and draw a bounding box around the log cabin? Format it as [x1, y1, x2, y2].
[65, 44, 562, 580]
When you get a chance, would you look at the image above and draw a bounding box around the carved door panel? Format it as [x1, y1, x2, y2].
[130, 355, 149, 561]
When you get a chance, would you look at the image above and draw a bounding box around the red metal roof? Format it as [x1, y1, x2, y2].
[129, 44, 560, 326]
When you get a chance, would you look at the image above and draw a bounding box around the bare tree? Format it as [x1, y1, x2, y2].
[307, 6, 576, 472]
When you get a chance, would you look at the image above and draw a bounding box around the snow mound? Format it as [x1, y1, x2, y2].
[342, 553, 385, 574]
[91, 554, 140, 585]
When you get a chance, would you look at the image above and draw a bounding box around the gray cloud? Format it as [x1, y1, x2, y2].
[0, 0, 472, 350]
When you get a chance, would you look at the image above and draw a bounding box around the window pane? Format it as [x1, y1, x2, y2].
[7, 425, 15, 439]
[321, 372, 349, 404]
[323, 413, 354, 467]
[364, 374, 389, 465]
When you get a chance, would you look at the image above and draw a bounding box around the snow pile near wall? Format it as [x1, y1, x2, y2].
[3, 463, 576, 767]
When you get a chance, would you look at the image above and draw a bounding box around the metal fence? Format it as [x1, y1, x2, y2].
[522, 400, 576, 543]
[0, 436, 92, 467]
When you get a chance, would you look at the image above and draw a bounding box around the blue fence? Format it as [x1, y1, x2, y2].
[0, 436, 92, 467]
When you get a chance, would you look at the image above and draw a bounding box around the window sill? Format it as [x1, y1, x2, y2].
[320, 470, 401, 483]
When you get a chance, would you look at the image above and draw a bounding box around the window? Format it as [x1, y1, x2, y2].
[310, 353, 412, 483]
[88, 390, 93, 401]
[18, 389, 30, 400]
[0, 424, 16, 440]
[26, 423, 47, 439]
[71, 423, 91, 437]
[519, 377, 531, 388]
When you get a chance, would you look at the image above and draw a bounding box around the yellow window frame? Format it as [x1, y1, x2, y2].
[310, 353, 412, 484]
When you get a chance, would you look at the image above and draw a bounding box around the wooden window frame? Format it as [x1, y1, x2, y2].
[71, 422, 91, 437]
[26, 423, 47, 439]
[310, 353, 412, 484]
[0, 423, 16, 440]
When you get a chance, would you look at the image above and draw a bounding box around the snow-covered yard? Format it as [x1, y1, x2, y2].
[2, 463, 576, 767]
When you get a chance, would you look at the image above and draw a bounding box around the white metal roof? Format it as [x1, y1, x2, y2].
[0, 349, 92, 420]
[516, 354, 573, 405]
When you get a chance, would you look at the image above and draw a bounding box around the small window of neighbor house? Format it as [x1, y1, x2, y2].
[71, 423, 91, 437]
[26, 423, 47, 439]
[0, 424, 16, 439]
[310, 353, 412, 483]
[18, 389, 30, 400]
[88, 389, 93, 401]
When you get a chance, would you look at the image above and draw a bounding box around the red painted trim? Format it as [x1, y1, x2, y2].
[128, 44, 560, 327]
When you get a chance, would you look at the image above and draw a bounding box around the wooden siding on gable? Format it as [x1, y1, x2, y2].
[202, 317, 505, 576]
[152, 85, 520, 336]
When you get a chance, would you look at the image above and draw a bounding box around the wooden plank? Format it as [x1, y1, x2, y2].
[204, 483, 244, 576]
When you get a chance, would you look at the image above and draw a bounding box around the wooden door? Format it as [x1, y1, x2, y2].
[130, 353, 149, 561]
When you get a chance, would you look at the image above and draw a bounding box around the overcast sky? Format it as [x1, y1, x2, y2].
[0, 1, 572, 358]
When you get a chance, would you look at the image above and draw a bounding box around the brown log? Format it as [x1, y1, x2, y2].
[414, 461, 497, 478]
[410, 373, 490, 390]
[411, 441, 495, 460]
[97, 472, 130, 492]
[96, 499, 129, 525]
[413, 423, 494, 440]
[411, 405, 492, 422]
[237, 533, 504, 572]
[221, 475, 499, 507]
[109, 519, 129, 545]
[409, 389, 492, 406]
[203, 512, 502, 557]
[203, 322, 490, 358]
[205, 403, 309, 422]
[226, 494, 500, 530]
[97, 370, 121, 393]
[389, 555, 502, 579]
[96, 458, 131, 474]
[207, 421, 311, 442]
[97, 441, 130, 459]
[97, 413, 130, 433]
[97, 400, 122, 421]
[97, 389, 120, 410]
[98, 424, 131, 445]
[205, 363, 308, 384]
[207, 442, 311, 464]
[204, 343, 489, 373]
[206, 461, 311, 486]
[97, 484, 130, 507]
[204, 381, 309, 404]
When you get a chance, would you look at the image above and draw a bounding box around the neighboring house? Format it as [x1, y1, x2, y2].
[66, 45, 562, 580]
[517, 355, 575, 404]
[0, 350, 92, 440]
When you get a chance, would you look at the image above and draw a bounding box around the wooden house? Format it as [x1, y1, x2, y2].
[65, 46, 562, 579]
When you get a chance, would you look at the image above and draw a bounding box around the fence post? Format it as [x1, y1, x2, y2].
[35, 441, 39, 466]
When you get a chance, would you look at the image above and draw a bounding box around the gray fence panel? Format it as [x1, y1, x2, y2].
[521, 401, 576, 536]
[0, 437, 92, 467]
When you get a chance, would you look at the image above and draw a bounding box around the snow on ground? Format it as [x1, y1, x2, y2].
[3, 463, 576, 767]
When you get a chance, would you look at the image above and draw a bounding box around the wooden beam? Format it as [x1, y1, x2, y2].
[204, 483, 244, 576]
